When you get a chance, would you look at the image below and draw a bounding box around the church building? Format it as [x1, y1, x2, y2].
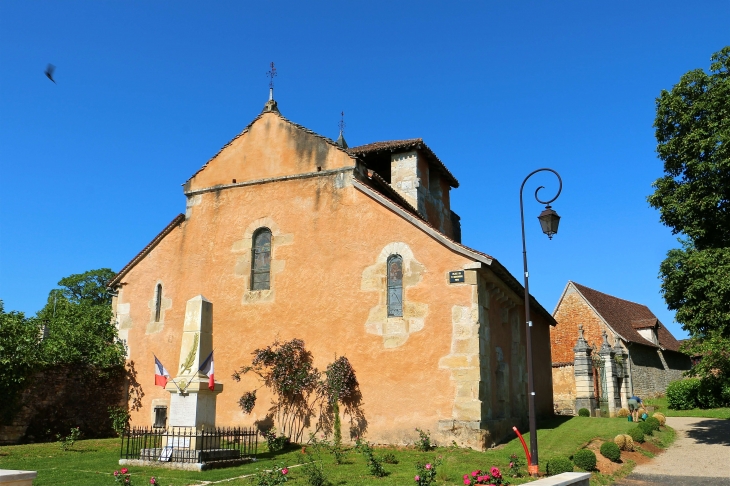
[109, 92, 556, 449]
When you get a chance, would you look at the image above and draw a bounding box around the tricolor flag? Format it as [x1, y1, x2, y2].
[199, 351, 215, 391]
[154, 355, 171, 387]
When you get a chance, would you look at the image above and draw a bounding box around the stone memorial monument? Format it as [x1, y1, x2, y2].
[165, 295, 222, 428]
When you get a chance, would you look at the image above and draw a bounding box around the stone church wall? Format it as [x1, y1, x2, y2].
[0, 365, 126, 445]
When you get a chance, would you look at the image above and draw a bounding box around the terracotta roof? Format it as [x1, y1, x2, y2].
[361, 169, 424, 219]
[571, 282, 682, 352]
[631, 318, 658, 329]
[348, 138, 459, 188]
[107, 214, 186, 288]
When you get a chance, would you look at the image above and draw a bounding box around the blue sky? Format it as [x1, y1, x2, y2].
[1, 1, 728, 341]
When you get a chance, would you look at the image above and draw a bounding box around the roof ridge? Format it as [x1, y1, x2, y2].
[183, 110, 357, 187]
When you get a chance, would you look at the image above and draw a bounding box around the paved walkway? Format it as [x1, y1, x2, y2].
[615, 416, 730, 486]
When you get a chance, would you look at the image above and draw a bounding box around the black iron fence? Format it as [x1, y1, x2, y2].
[120, 426, 257, 464]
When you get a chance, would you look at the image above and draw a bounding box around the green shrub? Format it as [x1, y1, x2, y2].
[108, 406, 130, 437]
[667, 378, 701, 410]
[578, 408, 590, 417]
[545, 456, 573, 476]
[572, 449, 597, 471]
[600, 441, 621, 462]
[414, 428, 432, 451]
[637, 421, 654, 436]
[381, 452, 399, 464]
[627, 426, 645, 443]
[645, 417, 660, 431]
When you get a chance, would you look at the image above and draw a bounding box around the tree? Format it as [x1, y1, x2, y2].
[0, 301, 42, 421]
[37, 268, 125, 368]
[649, 47, 730, 400]
[649, 47, 730, 252]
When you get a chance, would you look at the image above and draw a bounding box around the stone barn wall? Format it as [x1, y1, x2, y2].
[629, 346, 692, 397]
[551, 363, 576, 415]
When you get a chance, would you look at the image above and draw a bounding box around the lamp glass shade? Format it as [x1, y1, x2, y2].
[537, 206, 560, 238]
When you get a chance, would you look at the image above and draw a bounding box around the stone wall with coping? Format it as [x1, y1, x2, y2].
[0, 365, 126, 445]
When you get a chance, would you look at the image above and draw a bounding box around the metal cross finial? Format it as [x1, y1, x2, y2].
[338, 111, 346, 135]
[267, 62, 277, 90]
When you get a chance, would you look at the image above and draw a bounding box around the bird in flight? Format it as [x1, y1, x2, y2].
[45, 64, 56, 84]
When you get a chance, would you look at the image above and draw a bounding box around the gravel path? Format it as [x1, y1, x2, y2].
[615, 416, 730, 485]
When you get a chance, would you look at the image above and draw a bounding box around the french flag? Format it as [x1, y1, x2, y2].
[199, 351, 215, 391]
[154, 355, 171, 387]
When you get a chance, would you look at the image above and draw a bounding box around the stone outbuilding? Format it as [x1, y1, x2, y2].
[551, 281, 691, 416]
[108, 93, 556, 449]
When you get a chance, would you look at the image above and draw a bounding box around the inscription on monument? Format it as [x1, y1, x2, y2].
[169, 394, 197, 427]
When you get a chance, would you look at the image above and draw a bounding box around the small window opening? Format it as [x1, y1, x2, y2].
[387, 255, 403, 317]
[317, 166, 322, 172]
[155, 284, 162, 322]
[153, 406, 167, 428]
[232, 178, 237, 183]
[251, 228, 272, 290]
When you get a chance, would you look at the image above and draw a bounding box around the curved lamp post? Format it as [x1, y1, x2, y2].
[520, 168, 562, 475]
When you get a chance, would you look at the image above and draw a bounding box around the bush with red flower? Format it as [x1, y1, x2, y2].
[251, 463, 289, 486]
[112, 468, 131, 485]
[414, 458, 442, 486]
[462, 466, 509, 485]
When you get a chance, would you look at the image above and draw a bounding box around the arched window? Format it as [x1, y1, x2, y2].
[387, 254, 403, 317]
[251, 228, 272, 290]
[154, 284, 162, 322]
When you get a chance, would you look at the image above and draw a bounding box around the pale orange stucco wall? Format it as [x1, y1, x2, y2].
[114, 111, 554, 446]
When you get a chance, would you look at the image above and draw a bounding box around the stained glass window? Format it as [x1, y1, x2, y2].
[251, 228, 272, 290]
[387, 255, 403, 317]
[155, 284, 162, 322]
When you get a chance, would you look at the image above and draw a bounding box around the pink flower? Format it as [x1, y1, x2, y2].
[114, 471, 120, 477]
[463, 480, 471, 486]
[509, 462, 514, 468]
[121, 468, 128, 474]
[150, 478, 157, 485]
[472, 470, 479, 477]
[490, 467, 500, 476]
[415, 475, 420, 481]
[281, 468, 288, 475]
[464, 475, 469, 479]
[425, 463, 432, 470]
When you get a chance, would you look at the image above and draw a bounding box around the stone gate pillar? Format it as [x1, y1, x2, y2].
[573, 325, 596, 414]
[613, 338, 629, 411]
[599, 331, 617, 417]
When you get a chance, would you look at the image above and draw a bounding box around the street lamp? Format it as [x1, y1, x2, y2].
[519, 168, 562, 475]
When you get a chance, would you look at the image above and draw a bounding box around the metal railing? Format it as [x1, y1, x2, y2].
[120, 426, 257, 464]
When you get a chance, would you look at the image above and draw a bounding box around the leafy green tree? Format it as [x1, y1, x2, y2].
[37, 268, 125, 368]
[649, 47, 730, 398]
[0, 301, 42, 421]
[649, 47, 730, 252]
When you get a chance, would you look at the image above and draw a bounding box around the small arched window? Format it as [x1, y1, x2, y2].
[154, 284, 163, 322]
[387, 254, 403, 317]
[251, 228, 272, 290]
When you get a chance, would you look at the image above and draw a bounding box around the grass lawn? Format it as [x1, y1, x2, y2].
[0, 417, 657, 486]
[645, 396, 730, 419]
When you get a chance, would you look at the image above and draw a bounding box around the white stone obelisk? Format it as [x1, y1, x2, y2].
[165, 295, 222, 429]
